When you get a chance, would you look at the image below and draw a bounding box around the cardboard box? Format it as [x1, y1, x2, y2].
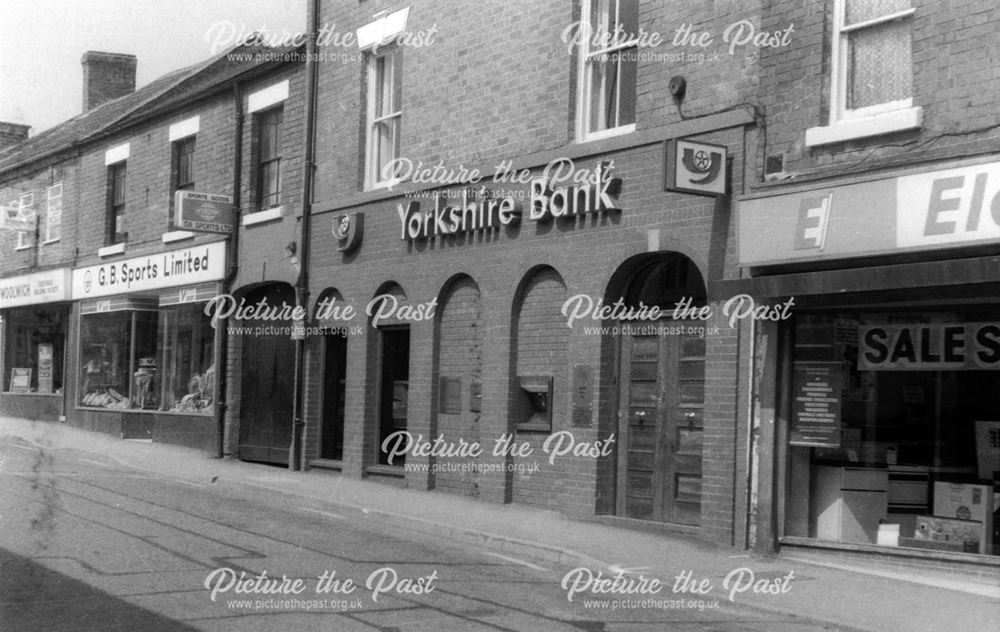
[933, 482, 994, 554]
[914, 515, 984, 554]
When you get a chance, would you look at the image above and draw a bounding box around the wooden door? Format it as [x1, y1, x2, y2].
[618, 326, 705, 524]
[237, 285, 295, 464]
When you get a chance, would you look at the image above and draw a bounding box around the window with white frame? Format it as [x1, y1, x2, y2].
[807, 0, 920, 146]
[15, 193, 34, 250]
[577, 0, 638, 140]
[45, 183, 62, 243]
[365, 47, 402, 189]
[834, 0, 915, 120]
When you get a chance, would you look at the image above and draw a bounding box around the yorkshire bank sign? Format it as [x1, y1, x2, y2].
[738, 159, 1000, 266]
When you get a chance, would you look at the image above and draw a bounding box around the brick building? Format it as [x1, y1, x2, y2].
[287, 0, 765, 548]
[0, 45, 304, 452]
[736, 0, 1000, 563]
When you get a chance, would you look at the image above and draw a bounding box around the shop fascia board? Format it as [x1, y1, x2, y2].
[713, 253, 1000, 299]
[313, 108, 755, 216]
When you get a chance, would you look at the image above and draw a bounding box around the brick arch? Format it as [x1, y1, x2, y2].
[431, 273, 484, 496]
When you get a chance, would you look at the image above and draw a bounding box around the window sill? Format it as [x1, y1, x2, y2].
[364, 178, 401, 193]
[578, 123, 636, 144]
[162, 230, 195, 243]
[805, 106, 923, 147]
[98, 243, 126, 257]
[2, 391, 61, 397]
[14, 245, 32, 251]
[516, 422, 553, 433]
[42, 239, 60, 245]
[242, 206, 283, 226]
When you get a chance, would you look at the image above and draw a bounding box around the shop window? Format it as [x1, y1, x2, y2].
[107, 162, 127, 244]
[254, 108, 283, 211]
[3, 306, 66, 393]
[79, 311, 134, 408]
[78, 303, 214, 413]
[364, 46, 402, 189]
[15, 193, 34, 250]
[785, 313, 1000, 556]
[576, 0, 638, 141]
[45, 183, 62, 243]
[806, 0, 920, 145]
[159, 304, 215, 414]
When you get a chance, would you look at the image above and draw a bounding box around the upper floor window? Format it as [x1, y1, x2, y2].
[577, 0, 638, 141]
[807, 0, 920, 146]
[107, 162, 127, 244]
[255, 108, 283, 211]
[174, 137, 196, 192]
[365, 47, 402, 189]
[45, 183, 62, 243]
[15, 193, 34, 250]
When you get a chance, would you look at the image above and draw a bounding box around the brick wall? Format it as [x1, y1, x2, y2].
[757, 0, 1000, 181]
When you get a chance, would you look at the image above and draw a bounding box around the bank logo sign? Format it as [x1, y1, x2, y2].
[738, 159, 1000, 266]
[665, 139, 728, 197]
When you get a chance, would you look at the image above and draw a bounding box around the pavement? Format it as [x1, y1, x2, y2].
[1, 415, 997, 632]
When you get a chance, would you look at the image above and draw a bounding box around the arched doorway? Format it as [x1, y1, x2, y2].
[615, 253, 707, 525]
[237, 283, 296, 464]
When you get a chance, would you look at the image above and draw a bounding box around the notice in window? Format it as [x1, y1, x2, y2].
[790, 363, 842, 447]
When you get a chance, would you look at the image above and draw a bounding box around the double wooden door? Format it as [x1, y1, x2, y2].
[617, 326, 705, 525]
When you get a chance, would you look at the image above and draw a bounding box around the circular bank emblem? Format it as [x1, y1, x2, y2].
[83, 270, 93, 293]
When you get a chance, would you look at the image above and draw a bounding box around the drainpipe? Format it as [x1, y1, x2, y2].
[215, 81, 244, 459]
[290, 0, 319, 471]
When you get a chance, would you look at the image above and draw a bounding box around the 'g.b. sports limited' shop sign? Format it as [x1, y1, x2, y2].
[395, 161, 621, 241]
[737, 158, 1000, 266]
[71, 242, 226, 299]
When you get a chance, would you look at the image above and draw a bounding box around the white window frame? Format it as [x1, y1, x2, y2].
[807, 0, 921, 146]
[44, 183, 62, 244]
[576, 0, 638, 142]
[15, 193, 34, 250]
[364, 46, 402, 191]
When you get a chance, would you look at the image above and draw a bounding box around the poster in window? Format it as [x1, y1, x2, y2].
[790, 363, 842, 447]
[9, 368, 31, 393]
[37, 344, 53, 394]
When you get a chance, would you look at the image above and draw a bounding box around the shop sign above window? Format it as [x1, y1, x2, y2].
[71, 242, 227, 299]
[0, 269, 71, 309]
[738, 159, 1000, 266]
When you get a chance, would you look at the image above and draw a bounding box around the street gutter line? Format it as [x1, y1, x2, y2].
[480, 551, 549, 572]
[299, 507, 346, 520]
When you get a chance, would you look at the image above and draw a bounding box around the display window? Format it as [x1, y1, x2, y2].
[2, 306, 67, 393]
[78, 296, 215, 414]
[159, 303, 215, 414]
[785, 311, 1000, 557]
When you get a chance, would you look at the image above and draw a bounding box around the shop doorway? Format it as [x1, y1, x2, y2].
[377, 326, 410, 465]
[237, 283, 296, 465]
[320, 332, 347, 460]
[615, 254, 707, 525]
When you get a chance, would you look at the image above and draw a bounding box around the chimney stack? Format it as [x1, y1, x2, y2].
[81, 51, 137, 112]
[0, 122, 30, 149]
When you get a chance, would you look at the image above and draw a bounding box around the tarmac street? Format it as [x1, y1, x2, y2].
[0, 417, 996, 631]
